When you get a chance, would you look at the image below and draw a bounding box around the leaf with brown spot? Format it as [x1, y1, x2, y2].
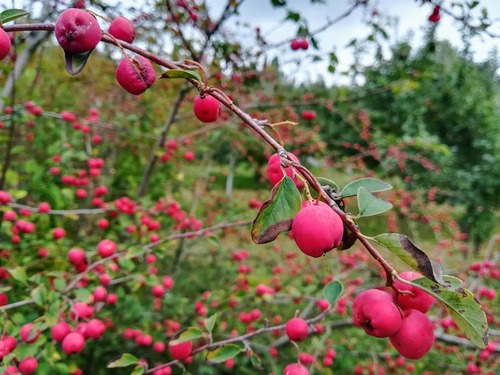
[251, 176, 301, 244]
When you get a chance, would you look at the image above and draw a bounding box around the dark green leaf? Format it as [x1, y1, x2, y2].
[357, 187, 393, 217]
[170, 327, 204, 345]
[251, 176, 301, 244]
[0, 9, 29, 24]
[107, 353, 139, 368]
[271, 0, 286, 6]
[285, 11, 300, 22]
[207, 344, 242, 363]
[317, 177, 340, 194]
[323, 280, 343, 305]
[161, 69, 202, 83]
[409, 276, 488, 348]
[340, 178, 392, 198]
[372, 233, 444, 284]
[64, 50, 94, 75]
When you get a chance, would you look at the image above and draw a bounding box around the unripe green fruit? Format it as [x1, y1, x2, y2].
[291, 201, 343, 257]
[389, 309, 435, 359]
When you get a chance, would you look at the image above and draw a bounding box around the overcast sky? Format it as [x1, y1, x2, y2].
[211, 0, 500, 85]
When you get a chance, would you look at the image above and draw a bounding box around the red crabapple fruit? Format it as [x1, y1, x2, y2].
[193, 94, 220, 123]
[352, 289, 393, 317]
[55, 8, 102, 53]
[18, 356, 38, 374]
[62, 332, 86, 354]
[51, 321, 72, 342]
[389, 309, 435, 359]
[285, 317, 309, 342]
[168, 340, 192, 360]
[266, 153, 304, 188]
[291, 201, 344, 257]
[353, 295, 402, 338]
[283, 363, 310, 375]
[0, 28, 12, 61]
[108, 16, 135, 43]
[20, 323, 41, 343]
[97, 239, 117, 257]
[116, 55, 156, 95]
[393, 271, 435, 313]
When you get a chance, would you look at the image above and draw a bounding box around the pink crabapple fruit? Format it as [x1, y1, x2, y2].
[108, 16, 135, 43]
[62, 332, 86, 354]
[285, 317, 309, 342]
[20, 323, 41, 344]
[353, 295, 402, 338]
[55, 8, 102, 53]
[51, 321, 72, 342]
[97, 239, 117, 257]
[0, 28, 12, 61]
[168, 340, 193, 360]
[283, 363, 310, 375]
[193, 94, 221, 123]
[393, 271, 435, 313]
[291, 201, 344, 258]
[389, 309, 435, 359]
[116, 55, 156, 95]
[266, 152, 304, 188]
[18, 357, 38, 374]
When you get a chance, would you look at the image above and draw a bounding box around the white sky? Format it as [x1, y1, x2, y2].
[211, 0, 500, 85]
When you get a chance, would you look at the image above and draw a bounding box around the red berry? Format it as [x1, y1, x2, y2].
[353, 295, 402, 338]
[389, 309, 435, 359]
[62, 332, 86, 354]
[52, 227, 66, 239]
[299, 39, 309, 50]
[168, 340, 192, 360]
[290, 39, 300, 51]
[393, 271, 435, 313]
[291, 201, 344, 257]
[193, 94, 220, 123]
[0, 28, 12, 61]
[97, 239, 117, 257]
[108, 16, 135, 43]
[116, 55, 156, 95]
[18, 356, 38, 374]
[55, 8, 102, 53]
[68, 248, 86, 265]
[283, 363, 310, 375]
[266, 152, 304, 188]
[84, 319, 106, 339]
[20, 323, 41, 343]
[301, 110, 316, 121]
[285, 317, 309, 342]
[51, 321, 72, 342]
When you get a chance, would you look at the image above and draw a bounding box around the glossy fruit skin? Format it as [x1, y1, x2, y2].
[51, 321, 72, 342]
[97, 239, 117, 257]
[18, 356, 38, 374]
[291, 201, 344, 257]
[108, 16, 135, 43]
[283, 363, 310, 375]
[55, 8, 102, 53]
[116, 56, 156, 95]
[266, 153, 304, 188]
[20, 323, 41, 343]
[0, 28, 12, 61]
[285, 317, 309, 342]
[168, 340, 192, 360]
[393, 271, 435, 313]
[193, 94, 220, 123]
[353, 297, 402, 338]
[352, 289, 393, 316]
[389, 309, 435, 359]
[62, 332, 86, 354]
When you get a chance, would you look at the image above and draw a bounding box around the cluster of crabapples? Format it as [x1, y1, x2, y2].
[353, 271, 436, 360]
[51, 8, 222, 122]
[266, 153, 344, 258]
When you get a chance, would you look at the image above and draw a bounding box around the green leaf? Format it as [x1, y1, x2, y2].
[206, 344, 242, 363]
[30, 284, 47, 307]
[170, 327, 204, 345]
[107, 353, 139, 368]
[357, 187, 393, 217]
[118, 256, 135, 271]
[131, 366, 145, 375]
[53, 278, 66, 291]
[372, 233, 444, 284]
[74, 288, 92, 304]
[161, 69, 202, 83]
[0, 9, 29, 24]
[316, 177, 340, 194]
[126, 245, 144, 259]
[271, 0, 286, 6]
[323, 280, 343, 305]
[204, 313, 217, 334]
[8, 266, 27, 284]
[64, 50, 94, 75]
[409, 276, 488, 349]
[285, 11, 300, 22]
[340, 178, 392, 198]
[251, 176, 301, 244]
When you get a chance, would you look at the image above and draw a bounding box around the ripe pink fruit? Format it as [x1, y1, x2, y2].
[38, 202, 51, 213]
[193, 94, 220, 123]
[353, 296, 402, 338]
[68, 248, 86, 265]
[283, 363, 310, 375]
[153, 341, 166, 353]
[116, 55, 156, 95]
[20, 323, 41, 343]
[108, 16, 135, 43]
[52, 227, 66, 239]
[352, 289, 393, 316]
[168, 340, 193, 360]
[301, 110, 316, 121]
[389, 309, 435, 359]
[0, 28, 12, 61]
[299, 39, 309, 50]
[18, 356, 38, 374]
[291, 201, 344, 257]
[0, 190, 12, 204]
[55, 8, 102, 53]
[97, 239, 117, 257]
[62, 332, 86, 354]
[290, 39, 301, 51]
[285, 317, 309, 342]
[92, 286, 108, 301]
[84, 319, 106, 339]
[393, 271, 435, 313]
[266, 152, 304, 188]
[152, 285, 165, 297]
[0, 292, 7, 306]
[51, 321, 72, 342]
